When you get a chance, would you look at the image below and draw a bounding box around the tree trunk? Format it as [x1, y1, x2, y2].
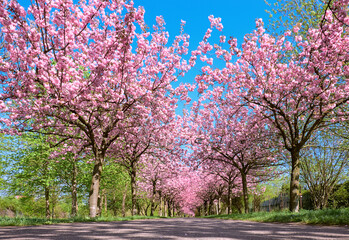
[51, 199, 55, 219]
[167, 200, 171, 217]
[203, 200, 207, 216]
[172, 201, 175, 217]
[89, 154, 104, 218]
[97, 192, 102, 216]
[97, 188, 106, 216]
[197, 206, 201, 216]
[45, 186, 50, 219]
[71, 160, 78, 217]
[137, 201, 141, 216]
[130, 168, 137, 216]
[150, 180, 156, 216]
[216, 200, 219, 215]
[289, 149, 300, 212]
[122, 182, 128, 217]
[208, 200, 212, 215]
[164, 199, 168, 217]
[241, 172, 249, 214]
[159, 193, 162, 217]
[227, 184, 231, 214]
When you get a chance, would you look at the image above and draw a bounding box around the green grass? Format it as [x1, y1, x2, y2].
[203, 208, 349, 226]
[0, 215, 164, 227]
[2, 209, 349, 226]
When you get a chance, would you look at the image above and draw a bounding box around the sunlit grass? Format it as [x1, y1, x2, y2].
[203, 208, 349, 225]
[2, 208, 348, 226]
[0, 215, 164, 226]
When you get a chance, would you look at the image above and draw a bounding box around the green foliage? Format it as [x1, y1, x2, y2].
[301, 190, 314, 210]
[264, 0, 327, 37]
[3, 133, 56, 196]
[0, 196, 21, 213]
[204, 208, 349, 225]
[0, 196, 45, 217]
[300, 130, 349, 209]
[100, 163, 132, 216]
[329, 181, 349, 208]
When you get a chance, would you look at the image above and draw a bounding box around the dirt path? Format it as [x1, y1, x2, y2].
[0, 218, 348, 240]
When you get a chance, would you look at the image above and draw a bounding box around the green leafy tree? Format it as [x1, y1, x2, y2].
[5, 133, 60, 218]
[300, 130, 349, 209]
[100, 163, 131, 217]
[330, 180, 349, 208]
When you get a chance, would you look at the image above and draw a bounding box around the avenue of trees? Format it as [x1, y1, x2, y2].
[0, 0, 348, 218]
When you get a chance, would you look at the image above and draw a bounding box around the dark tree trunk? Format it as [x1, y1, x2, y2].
[130, 168, 137, 216]
[97, 192, 102, 216]
[150, 180, 156, 216]
[137, 202, 141, 216]
[172, 202, 175, 217]
[167, 200, 171, 217]
[196, 206, 201, 216]
[122, 182, 128, 217]
[227, 184, 231, 214]
[89, 153, 104, 218]
[159, 193, 162, 217]
[45, 186, 50, 219]
[203, 200, 208, 216]
[241, 172, 249, 214]
[289, 149, 300, 212]
[71, 160, 78, 217]
[97, 188, 106, 216]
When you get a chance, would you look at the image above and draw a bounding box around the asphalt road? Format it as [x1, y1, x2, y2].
[0, 218, 348, 240]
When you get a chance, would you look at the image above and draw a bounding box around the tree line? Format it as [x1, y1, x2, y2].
[0, 0, 348, 218]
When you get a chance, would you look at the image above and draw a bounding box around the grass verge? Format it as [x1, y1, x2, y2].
[0, 215, 163, 227]
[203, 208, 349, 226]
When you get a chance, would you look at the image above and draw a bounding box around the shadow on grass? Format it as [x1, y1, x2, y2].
[0, 215, 166, 226]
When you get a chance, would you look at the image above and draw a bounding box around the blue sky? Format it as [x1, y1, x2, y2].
[135, 0, 269, 45]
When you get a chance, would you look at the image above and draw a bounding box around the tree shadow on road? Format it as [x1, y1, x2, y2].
[0, 218, 348, 239]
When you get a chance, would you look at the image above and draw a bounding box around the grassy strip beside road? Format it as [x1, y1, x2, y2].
[1, 208, 348, 226]
[203, 208, 349, 226]
[0, 215, 163, 227]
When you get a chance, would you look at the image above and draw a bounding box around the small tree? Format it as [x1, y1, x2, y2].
[301, 130, 349, 209]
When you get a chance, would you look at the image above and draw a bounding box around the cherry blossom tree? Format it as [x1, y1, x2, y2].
[201, 160, 242, 214]
[195, 0, 349, 212]
[0, 0, 195, 217]
[189, 89, 276, 213]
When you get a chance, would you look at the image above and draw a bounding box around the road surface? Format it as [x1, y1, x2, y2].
[0, 218, 348, 239]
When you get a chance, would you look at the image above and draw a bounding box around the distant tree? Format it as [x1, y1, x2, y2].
[300, 131, 349, 209]
[5, 133, 59, 218]
[330, 180, 349, 208]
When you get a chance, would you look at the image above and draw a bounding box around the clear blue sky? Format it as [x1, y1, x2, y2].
[136, 0, 269, 45]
